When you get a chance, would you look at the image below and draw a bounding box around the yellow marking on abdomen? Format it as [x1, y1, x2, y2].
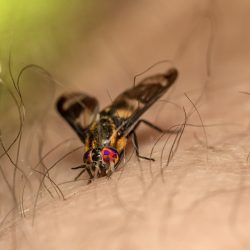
[115, 109, 133, 119]
[116, 136, 127, 153]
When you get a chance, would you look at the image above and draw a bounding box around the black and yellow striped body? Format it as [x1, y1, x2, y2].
[83, 110, 129, 154]
[56, 68, 178, 179]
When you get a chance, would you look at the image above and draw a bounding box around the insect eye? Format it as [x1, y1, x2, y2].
[83, 150, 91, 162]
[92, 153, 102, 161]
[92, 149, 102, 161]
[83, 151, 89, 159]
[103, 147, 119, 162]
[103, 150, 110, 155]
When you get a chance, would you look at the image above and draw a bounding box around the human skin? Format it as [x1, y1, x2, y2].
[1, 1, 250, 250]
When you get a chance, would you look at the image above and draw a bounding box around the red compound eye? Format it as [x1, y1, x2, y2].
[103, 150, 110, 155]
[102, 147, 119, 164]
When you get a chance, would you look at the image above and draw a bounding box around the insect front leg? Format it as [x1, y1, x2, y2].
[94, 164, 102, 178]
[86, 168, 94, 184]
[71, 165, 87, 181]
[130, 131, 155, 161]
[71, 164, 94, 182]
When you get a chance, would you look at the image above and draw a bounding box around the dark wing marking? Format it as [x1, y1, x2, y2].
[109, 68, 178, 134]
[56, 93, 99, 142]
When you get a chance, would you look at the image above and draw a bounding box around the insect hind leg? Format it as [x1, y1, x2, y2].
[133, 119, 178, 134]
[131, 131, 155, 161]
[129, 119, 179, 162]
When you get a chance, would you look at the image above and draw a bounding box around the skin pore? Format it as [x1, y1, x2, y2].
[1, 1, 250, 250]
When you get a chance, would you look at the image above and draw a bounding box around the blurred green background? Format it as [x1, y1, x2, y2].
[0, 0, 122, 141]
[0, 0, 119, 79]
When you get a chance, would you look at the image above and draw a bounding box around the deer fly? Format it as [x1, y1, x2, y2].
[56, 68, 178, 182]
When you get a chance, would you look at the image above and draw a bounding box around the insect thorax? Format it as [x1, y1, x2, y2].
[84, 111, 127, 154]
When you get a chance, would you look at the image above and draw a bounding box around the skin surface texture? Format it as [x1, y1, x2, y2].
[1, 1, 250, 250]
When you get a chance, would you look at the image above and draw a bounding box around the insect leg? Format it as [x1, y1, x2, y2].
[86, 168, 94, 179]
[71, 165, 86, 181]
[71, 164, 89, 181]
[74, 169, 86, 181]
[133, 119, 178, 134]
[131, 131, 155, 161]
[71, 164, 86, 170]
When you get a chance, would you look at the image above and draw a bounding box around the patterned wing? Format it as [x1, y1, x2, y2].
[56, 93, 99, 142]
[108, 68, 178, 135]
